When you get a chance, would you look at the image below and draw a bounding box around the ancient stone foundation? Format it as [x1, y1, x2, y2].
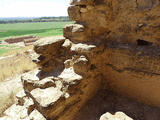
[1, 0, 160, 120]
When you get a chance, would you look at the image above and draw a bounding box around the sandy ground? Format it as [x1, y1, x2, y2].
[0, 68, 40, 116]
[0, 54, 15, 61]
[0, 75, 23, 115]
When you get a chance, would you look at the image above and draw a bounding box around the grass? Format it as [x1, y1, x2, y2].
[0, 22, 72, 40]
[0, 47, 37, 82]
[0, 22, 72, 56]
[0, 21, 71, 79]
[0, 44, 18, 56]
[0, 49, 9, 56]
[0, 48, 37, 115]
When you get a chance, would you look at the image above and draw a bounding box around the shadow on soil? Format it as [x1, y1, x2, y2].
[75, 89, 160, 120]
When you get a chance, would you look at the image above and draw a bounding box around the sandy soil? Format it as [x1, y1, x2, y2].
[0, 75, 22, 116]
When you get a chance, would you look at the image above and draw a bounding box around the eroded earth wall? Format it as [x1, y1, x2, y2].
[30, 0, 160, 119]
[67, 0, 160, 45]
[2, 0, 160, 120]
[66, 0, 160, 107]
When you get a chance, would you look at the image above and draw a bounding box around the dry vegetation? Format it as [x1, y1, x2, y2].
[1, 45, 33, 56]
[0, 46, 37, 115]
[0, 46, 37, 82]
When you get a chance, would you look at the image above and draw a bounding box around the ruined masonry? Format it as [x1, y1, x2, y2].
[1, 0, 160, 120]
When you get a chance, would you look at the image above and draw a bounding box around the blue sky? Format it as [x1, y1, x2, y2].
[0, 0, 69, 17]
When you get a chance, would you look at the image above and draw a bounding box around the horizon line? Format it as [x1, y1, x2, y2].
[0, 16, 69, 18]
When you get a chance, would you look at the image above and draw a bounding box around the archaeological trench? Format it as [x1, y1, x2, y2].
[1, 0, 160, 120]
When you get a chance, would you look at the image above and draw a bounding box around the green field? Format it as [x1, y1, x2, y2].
[0, 22, 72, 41]
[0, 44, 19, 56]
[0, 49, 8, 56]
[0, 22, 72, 56]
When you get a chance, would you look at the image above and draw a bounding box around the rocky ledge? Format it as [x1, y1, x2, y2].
[1, 0, 160, 120]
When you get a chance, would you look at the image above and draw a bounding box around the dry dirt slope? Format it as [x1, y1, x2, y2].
[0, 48, 37, 115]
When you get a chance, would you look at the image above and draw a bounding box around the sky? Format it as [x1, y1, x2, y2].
[0, 0, 69, 18]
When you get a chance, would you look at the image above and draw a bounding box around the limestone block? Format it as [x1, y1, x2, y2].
[63, 24, 87, 42]
[100, 112, 133, 120]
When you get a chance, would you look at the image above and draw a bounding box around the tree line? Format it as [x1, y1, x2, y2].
[0, 16, 71, 24]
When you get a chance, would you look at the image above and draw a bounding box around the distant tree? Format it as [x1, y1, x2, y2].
[0, 16, 71, 24]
